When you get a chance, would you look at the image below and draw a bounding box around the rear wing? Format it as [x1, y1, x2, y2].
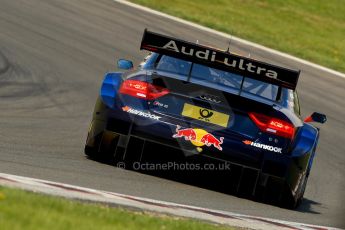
[140, 30, 300, 90]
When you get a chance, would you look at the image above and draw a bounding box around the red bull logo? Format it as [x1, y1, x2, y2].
[173, 125, 224, 151]
[172, 126, 197, 141]
[200, 133, 224, 151]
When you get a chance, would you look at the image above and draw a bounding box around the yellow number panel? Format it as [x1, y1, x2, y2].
[182, 103, 229, 127]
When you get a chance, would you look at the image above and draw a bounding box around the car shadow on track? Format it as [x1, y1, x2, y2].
[296, 198, 322, 214]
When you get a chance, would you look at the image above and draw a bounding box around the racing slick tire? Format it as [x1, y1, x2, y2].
[84, 120, 119, 162]
[281, 173, 308, 209]
[295, 173, 308, 207]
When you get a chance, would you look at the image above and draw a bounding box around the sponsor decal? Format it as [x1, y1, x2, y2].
[122, 106, 161, 121]
[162, 40, 278, 79]
[152, 101, 168, 108]
[173, 125, 224, 151]
[243, 140, 282, 153]
[199, 94, 221, 104]
[182, 103, 229, 127]
[199, 108, 213, 120]
[128, 82, 146, 90]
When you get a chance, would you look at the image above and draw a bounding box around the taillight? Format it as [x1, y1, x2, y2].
[119, 80, 169, 100]
[249, 112, 295, 139]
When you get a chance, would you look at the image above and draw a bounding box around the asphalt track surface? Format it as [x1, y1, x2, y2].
[0, 0, 344, 228]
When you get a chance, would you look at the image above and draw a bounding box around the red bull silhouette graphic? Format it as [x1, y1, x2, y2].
[200, 133, 224, 151]
[172, 126, 224, 151]
[172, 125, 196, 141]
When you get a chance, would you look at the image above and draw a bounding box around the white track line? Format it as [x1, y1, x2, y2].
[0, 173, 341, 230]
[114, 0, 345, 79]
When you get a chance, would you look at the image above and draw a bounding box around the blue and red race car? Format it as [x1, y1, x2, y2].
[84, 30, 326, 208]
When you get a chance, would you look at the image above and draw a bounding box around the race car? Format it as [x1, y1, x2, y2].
[84, 30, 326, 208]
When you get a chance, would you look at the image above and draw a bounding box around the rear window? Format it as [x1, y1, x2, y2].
[190, 63, 243, 90]
[242, 78, 279, 101]
[156, 55, 192, 76]
[154, 55, 279, 101]
[190, 64, 278, 101]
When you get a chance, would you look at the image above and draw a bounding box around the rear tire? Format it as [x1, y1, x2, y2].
[84, 145, 97, 158]
[295, 173, 308, 207]
[84, 124, 119, 163]
[84, 144, 114, 162]
[281, 173, 308, 209]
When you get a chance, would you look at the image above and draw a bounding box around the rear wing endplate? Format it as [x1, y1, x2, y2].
[140, 30, 300, 90]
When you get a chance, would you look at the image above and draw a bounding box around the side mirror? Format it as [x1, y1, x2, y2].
[304, 112, 327, 124]
[117, 59, 133, 70]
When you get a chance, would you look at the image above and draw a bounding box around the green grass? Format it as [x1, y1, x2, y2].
[0, 186, 235, 230]
[130, 0, 345, 73]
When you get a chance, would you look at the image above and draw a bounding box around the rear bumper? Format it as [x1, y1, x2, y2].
[111, 110, 300, 169]
[86, 102, 310, 198]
